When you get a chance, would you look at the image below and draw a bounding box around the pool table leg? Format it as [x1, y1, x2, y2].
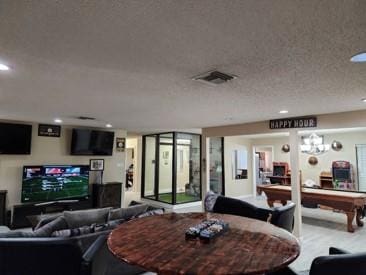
[356, 208, 364, 227]
[267, 199, 274, 207]
[346, 211, 356, 233]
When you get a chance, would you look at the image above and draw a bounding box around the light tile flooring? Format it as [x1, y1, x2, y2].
[174, 195, 366, 272]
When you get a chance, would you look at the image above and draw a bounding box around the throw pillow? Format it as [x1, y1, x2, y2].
[64, 207, 111, 229]
[32, 212, 64, 230]
[108, 204, 148, 221]
[204, 191, 219, 212]
[94, 218, 125, 232]
[33, 216, 68, 237]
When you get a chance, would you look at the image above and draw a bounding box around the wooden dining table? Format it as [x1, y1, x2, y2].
[107, 212, 300, 275]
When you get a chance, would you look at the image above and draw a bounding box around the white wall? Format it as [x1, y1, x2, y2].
[125, 137, 142, 206]
[243, 132, 366, 187]
[224, 136, 252, 198]
[299, 131, 366, 186]
[0, 122, 126, 208]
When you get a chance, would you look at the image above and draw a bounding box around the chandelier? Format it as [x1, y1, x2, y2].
[300, 133, 330, 155]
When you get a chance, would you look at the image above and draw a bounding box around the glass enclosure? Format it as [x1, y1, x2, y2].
[209, 137, 225, 195]
[142, 132, 201, 204]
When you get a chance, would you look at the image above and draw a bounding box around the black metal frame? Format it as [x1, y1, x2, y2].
[208, 137, 225, 195]
[141, 132, 202, 205]
[221, 137, 226, 195]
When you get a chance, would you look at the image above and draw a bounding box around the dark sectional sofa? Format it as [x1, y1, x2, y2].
[0, 202, 164, 275]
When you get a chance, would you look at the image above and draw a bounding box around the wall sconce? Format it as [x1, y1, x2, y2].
[281, 144, 290, 153]
[331, 140, 343, 151]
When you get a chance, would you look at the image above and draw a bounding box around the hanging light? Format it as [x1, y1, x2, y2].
[300, 133, 330, 155]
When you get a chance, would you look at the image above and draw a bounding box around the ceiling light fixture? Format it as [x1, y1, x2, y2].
[279, 110, 289, 114]
[0, 64, 10, 71]
[350, 52, 366, 63]
[300, 133, 330, 155]
[362, 98, 366, 103]
[54, 118, 63, 123]
[105, 124, 112, 128]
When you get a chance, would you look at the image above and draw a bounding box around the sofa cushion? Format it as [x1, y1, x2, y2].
[64, 207, 111, 229]
[213, 196, 270, 221]
[51, 225, 95, 237]
[0, 216, 68, 238]
[33, 216, 68, 237]
[108, 204, 148, 221]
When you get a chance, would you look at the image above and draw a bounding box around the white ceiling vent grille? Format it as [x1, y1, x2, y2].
[193, 70, 237, 85]
[75, 116, 96, 121]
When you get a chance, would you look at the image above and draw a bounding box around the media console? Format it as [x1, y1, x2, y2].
[12, 198, 92, 229]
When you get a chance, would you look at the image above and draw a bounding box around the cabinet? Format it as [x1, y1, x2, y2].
[12, 199, 92, 229]
[92, 182, 122, 208]
[320, 171, 333, 189]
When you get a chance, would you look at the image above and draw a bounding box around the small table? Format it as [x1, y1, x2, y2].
[108, 212, 300, 274]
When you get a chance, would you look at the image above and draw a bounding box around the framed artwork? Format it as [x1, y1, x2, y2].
[116, 137, 126, 152]
[38, 124, 61, 137]
[89, 159, 104, 171]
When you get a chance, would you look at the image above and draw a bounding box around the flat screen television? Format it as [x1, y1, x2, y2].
[71, 129, 114, 155]
[21, 165, 90, 203]
[0, 122, 32, 155]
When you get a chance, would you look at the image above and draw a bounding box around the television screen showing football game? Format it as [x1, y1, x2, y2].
[21, 165, 90, 203]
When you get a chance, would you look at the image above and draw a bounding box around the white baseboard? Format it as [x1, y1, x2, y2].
[141, 198, 202, 210]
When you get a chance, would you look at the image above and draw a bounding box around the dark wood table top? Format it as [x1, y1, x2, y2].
[108, 212, 300, 275]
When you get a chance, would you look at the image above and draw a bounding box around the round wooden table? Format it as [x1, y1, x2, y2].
[108, 212, 300, 275]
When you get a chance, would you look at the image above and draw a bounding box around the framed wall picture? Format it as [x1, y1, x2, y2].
[90, 159, 104, 171]
[116, 137, 126, 152]
[38, 124, 61, 137]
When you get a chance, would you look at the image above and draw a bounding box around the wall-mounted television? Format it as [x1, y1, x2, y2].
[0, 122, 32, 155]
[21, 165, 90, 203]
[71, 129, 114, 155]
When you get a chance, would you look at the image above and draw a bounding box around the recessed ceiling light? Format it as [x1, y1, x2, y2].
[350, 52, 366, 63]
[0, 64, 10, 71]
[279, 110, 289, 114]
[362, 98, 366, 103]
[54, 118, 63, 123]
[105, 123, 112, 128]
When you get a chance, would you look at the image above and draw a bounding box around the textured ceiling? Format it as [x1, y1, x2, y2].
[0, 0, 366, 133]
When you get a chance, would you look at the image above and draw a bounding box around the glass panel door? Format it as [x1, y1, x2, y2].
[175, 133, 201, 203]
[209, 137, 225, 195]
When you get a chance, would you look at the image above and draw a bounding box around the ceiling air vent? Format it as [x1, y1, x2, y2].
[76, 116, 96, 121]
[193, 70, 237, 85]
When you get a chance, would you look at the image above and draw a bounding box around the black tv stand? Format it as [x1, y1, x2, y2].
[12, 198, 92, 229]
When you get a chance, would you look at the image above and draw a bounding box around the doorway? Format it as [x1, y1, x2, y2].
[252, 145, 274, 196]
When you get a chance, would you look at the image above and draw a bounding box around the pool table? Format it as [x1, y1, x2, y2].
[257, 184, 366, 233]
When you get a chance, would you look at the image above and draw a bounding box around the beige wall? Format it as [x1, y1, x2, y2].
[224, 136, 252, 198]
[299, 131, 366, 186]
[125, 137, 142, 206]
[159, 144, 173, 193]
[0, 122, 126, 208]
[143, 137, 155, 196]
[252, 137, 290, 163]
[203, 110, 366, 138]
